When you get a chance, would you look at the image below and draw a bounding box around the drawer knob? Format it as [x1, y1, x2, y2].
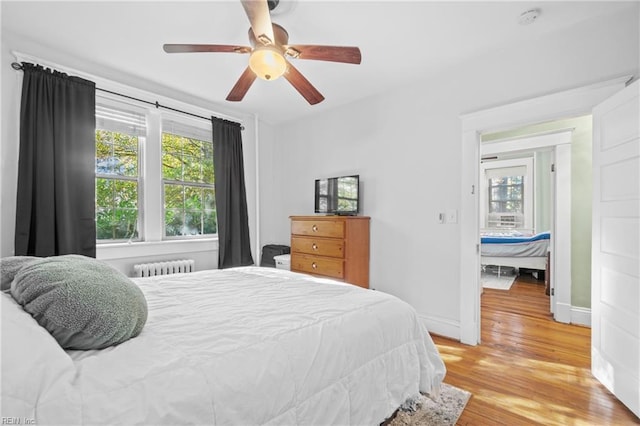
[312, 262, 317, 269]
[312, 243, 318, 250]
[312, 224, 318, 232]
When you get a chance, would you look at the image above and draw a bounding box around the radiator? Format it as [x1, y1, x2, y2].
[133, 259, 195, 277]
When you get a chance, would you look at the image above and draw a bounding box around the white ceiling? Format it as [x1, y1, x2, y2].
[2, 1, 634, 124]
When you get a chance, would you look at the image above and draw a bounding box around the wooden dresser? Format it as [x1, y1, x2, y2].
[289, 215, 370, 288]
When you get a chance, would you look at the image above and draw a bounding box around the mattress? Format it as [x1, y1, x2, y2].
[3, 266, 446, 425]
[481, 231, 550, 257]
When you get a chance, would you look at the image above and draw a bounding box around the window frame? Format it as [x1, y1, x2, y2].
[95, 100, 146, 243]
[480, 157, 534, 232]
[160, 115, 216, 240]
[95, 95, 219, 245]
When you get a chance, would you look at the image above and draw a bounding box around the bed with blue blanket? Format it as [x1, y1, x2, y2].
[481, 231, 550, 271]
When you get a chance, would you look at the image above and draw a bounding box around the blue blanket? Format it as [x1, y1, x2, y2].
[481, 231, 550, 245]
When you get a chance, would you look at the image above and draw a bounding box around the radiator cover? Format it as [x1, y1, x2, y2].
[133, 259, 195, 277]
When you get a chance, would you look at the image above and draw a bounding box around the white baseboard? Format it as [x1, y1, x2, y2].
[419, 306, 590, 344]
[419, 314, 460, 341]
[571, 306, 591, 327]
[555, 302, 573, 324]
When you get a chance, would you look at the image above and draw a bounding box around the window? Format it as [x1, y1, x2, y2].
[487, 175, 524, 228]
[481, 159, 533, 231]
[95, 104, 146, 241]
[488, 175, 523, 213]
[162, 120, 216, 237]
[94, 98, 219, 244]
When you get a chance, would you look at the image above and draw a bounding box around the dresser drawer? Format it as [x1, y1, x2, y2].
[291, 219, 344, 238]
[290, 254, 344, 279]
[291, 236, 344, 258]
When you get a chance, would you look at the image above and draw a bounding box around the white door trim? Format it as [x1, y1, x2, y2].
[553, 143, 573, 323]
[459, 75, 631, 345]
[482, 130, 573, 156]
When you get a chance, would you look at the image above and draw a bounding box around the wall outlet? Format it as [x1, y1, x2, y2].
[438, 212, 446, 224]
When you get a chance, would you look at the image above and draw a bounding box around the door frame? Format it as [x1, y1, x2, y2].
[479, 132, 573, 317]
[459, 76, 631, 345]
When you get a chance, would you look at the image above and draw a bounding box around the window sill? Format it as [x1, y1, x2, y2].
[97, 238, 218, 260]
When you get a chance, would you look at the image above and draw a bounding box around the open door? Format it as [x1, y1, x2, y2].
[591, 79, 639, 418]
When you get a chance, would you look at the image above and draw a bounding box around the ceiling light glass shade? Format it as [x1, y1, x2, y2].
[249, 46, 287, 81]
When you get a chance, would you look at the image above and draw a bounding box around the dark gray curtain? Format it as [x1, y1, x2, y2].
[212, 117, 254, 268]
[14, 63, 96, 257]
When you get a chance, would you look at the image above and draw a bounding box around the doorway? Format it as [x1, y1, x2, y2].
[479, 128, 576, 317]
[458, 76, 630, 345]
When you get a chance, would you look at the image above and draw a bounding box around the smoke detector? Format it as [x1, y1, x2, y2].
[518, 9, 540, 25]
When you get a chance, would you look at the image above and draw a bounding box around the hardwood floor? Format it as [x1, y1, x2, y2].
[431, 272, 639, 425]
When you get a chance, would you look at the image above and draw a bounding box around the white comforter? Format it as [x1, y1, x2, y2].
[3, 267, 446, 425]
[481, 239, 549, 257]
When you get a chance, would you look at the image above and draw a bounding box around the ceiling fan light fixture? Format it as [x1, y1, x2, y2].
[249, 46, 287, 81]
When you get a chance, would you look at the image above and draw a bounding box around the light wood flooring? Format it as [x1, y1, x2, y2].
[431, 272, 639, 425]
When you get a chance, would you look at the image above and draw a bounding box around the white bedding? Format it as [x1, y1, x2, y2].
[3, 266, 445, 425]
[481, 239, 549, 257]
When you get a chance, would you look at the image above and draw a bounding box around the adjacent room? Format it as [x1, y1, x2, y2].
[1, 1, 638, 424]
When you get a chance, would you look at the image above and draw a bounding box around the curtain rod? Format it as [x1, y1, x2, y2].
[11, 61, 244, 130]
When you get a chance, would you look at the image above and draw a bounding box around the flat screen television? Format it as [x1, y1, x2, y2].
[314, 175, 360, 215]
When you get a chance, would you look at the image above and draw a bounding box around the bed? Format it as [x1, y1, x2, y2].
[2, 261, 446, 425]
[481, 231, 550, 273]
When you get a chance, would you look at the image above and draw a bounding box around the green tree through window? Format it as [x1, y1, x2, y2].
[488, 175, 524, 213]
[162, 132, 216, 237]
[95, 129, 140, 240]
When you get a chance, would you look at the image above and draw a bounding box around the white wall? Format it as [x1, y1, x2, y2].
[255, 120, 281, 253]
[0, 30, 259, 274]
[258, 8, 640, 338]
[1, 35, 21, 258]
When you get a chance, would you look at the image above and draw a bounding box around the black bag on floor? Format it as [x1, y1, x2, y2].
[260, 244, 290, 267]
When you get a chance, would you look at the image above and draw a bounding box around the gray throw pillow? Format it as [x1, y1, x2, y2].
[0, 256, 40, 292]
[10, 255, 147, 350]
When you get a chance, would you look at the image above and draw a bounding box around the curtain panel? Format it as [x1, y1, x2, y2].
[212, 117, 254, 268]
[14, 63, 96, 257]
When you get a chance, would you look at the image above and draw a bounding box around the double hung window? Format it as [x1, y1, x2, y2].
[162, 120, 216, 237]
[481, 159, 533, 231]
[95, 99, 218, 243]
[95, 103, 145, 241]
[488, 175, 524, 226]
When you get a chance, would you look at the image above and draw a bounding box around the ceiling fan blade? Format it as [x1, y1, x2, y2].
[240, 0, 275, 45]
[283, 62, 324, 105]
[226, 67, 257, 102]
[286, 45, 362, 64]
[163, 44, 251, 54]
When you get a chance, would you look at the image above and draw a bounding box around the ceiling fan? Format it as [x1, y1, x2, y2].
[163, 0, 361, 105]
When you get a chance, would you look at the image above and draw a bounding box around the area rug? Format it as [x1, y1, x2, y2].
[388, 383, 471, 426]
[481, 272, 515, 290]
